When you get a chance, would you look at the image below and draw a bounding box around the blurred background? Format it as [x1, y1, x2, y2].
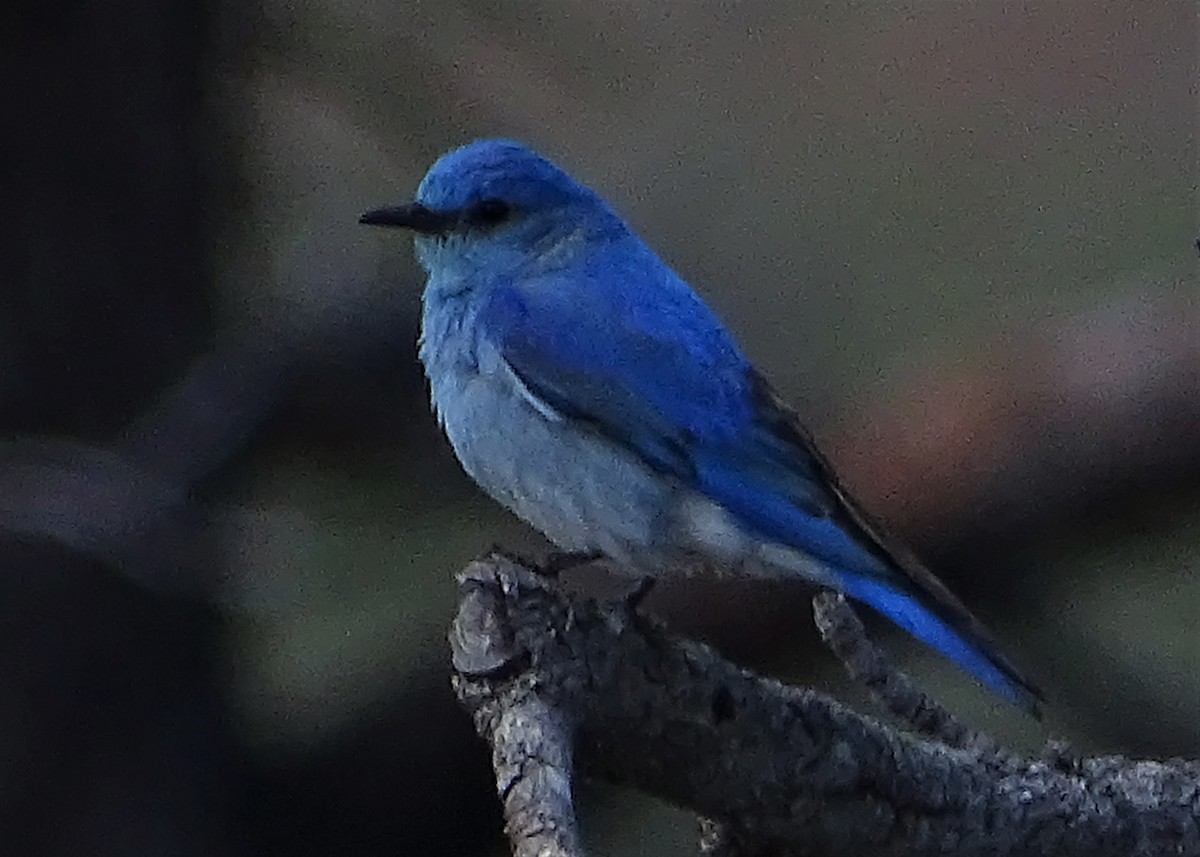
[1, 0, 1196, 853]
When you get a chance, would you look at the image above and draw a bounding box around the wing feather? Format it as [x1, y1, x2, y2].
[480, 276, 1041, 710]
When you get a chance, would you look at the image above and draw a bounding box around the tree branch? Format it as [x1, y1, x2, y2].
[811, 590, 997, 753]
[451, 553, 1200, 857]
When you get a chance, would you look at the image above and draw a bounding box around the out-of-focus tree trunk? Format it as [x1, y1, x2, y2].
[0, 0, 212, 436]
[0, 3, 243, 855]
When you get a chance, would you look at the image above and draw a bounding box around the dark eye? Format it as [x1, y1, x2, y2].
[469, 199, 514, 227]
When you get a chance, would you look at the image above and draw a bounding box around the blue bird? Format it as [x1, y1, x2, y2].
[362, 139, 1041, 713]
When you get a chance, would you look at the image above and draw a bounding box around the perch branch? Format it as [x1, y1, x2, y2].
[811, 590, 996, 753]
[451, 553, 1200, 857]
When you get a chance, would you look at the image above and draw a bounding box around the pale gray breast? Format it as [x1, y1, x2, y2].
[419, 290, 831, 585]
[421, 296, 675, 567]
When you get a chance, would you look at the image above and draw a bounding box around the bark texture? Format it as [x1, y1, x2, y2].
[452, 553, 1200, 857]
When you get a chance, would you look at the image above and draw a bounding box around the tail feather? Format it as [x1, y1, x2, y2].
[838, 573, 1043, 716]
[742, 372, 1041, 713]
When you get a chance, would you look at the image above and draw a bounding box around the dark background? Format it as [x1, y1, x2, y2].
[1, 1, 1196, 853]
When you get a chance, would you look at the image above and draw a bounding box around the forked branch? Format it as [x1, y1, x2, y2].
[451, 553, 1200, 857]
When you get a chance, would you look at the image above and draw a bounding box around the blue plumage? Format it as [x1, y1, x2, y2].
[362, 139, 1041, 713]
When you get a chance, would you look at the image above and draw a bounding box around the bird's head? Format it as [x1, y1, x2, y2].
[362, 140, 625, 284]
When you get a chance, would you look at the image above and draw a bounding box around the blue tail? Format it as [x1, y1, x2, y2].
[838, 573, 1040, 713]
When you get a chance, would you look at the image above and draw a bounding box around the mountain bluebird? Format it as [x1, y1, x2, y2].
[362, 139, 1040, 713]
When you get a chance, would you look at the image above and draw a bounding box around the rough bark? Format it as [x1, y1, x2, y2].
[451, 553, 1200, 857]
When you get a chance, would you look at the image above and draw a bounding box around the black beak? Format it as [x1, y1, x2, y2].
[359, 203, 455, 235]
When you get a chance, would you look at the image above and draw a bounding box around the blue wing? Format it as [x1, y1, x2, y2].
[480, 266, 836, 531]
[745, 378, 1042, 713]
[481, 267, 1041, 712]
